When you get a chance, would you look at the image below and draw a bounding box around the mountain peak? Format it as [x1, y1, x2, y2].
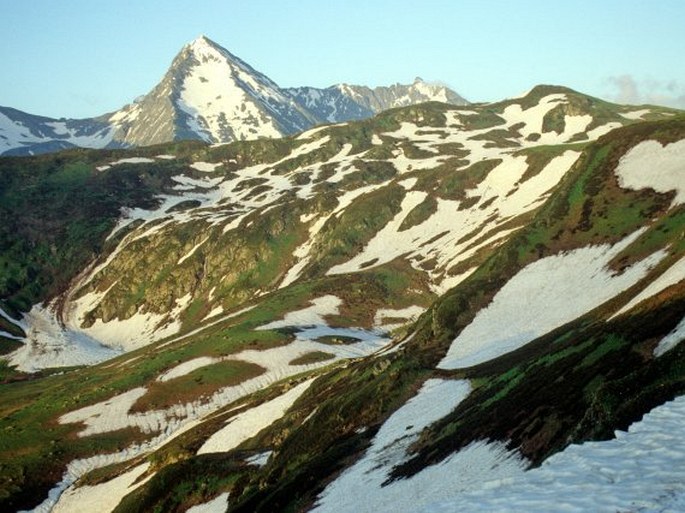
[189, 34, 219, 49]
[183, 34, 231, 62]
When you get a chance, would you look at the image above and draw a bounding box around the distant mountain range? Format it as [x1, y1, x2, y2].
[0, 36, 468, 156]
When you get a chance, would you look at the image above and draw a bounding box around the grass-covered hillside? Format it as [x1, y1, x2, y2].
[0, 87, 683, 512]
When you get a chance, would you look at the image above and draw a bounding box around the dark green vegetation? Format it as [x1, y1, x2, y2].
[0, 90, 683, 512]
[0, 143, 204, 314]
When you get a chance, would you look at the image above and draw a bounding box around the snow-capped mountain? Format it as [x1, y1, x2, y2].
[285, 77, 469, 123]
[0, 36, 468, 156]
[0, 106, 125, 157]
[111, 36, 319, 147]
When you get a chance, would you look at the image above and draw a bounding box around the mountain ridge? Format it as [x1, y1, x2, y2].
[0, 84, 683, 512]
[0, 36, 467, 156]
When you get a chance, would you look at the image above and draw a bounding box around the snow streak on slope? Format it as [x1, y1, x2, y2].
[315, 379, 527, 513]
[655, 315, 685, 357]
[420, 395, 685, 513]
[613, 255, 685, 318]
[615, 139, 685, 206]
[439, 230, 667, 369]
[198, 379, 313, 454]
[327, 151, 580, 281]
[52, 463, 151, 513]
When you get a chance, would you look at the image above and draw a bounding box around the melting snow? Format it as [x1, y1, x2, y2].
[8, 304, 121, 372]
[59, 387, 149, 437]
[439, 230, 667, 369]
[158, 356, 220, 382]
[177, 236, 210, 264]
[615, 139, 685, 206]
[109, 157, 156, 165]
[621, 109, 651, 120]
[198, 379, 313, 454]
[587, 122, 623, 139]
[421, 395, 685, 513]
[655, 315, 685, 357]
[501, 94, 566, 139]
[77, 293, 192, 351]
[257, 295, 341, 330]
[613, 255, 685, 318]
[245, 450, 273, 467]
[327, 190, 428, 274]
[190, 161, 223, 172]
[374, 305, 425, 323]
[315, 379, 526, 513]
[52, 463, 151, 513]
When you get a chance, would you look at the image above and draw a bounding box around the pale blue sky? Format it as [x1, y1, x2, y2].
[2, 0, 685, 118]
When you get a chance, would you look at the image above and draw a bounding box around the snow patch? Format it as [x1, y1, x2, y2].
[8, 304, 121, 373]
[615, 139, 685, 206]
[621, 109, 651, 120]
[502, 94, 566, 138]
[52, 463, 151, 513]
[178, 236, 210, 264]
[78, 293, 192, 351]
[315, 379, 526, 513]
[109, 157, 156, 165]
[613, 255, 685, 317]
[158, 356, 220, 382]
[198, 379, 313, 454]
[374, 305, 425, 328]
[587, 122, 623, 139]
[439, 230, 667, 369]
[420, 395, 685, 513]
[326, 190, 427, 274]
[245, 450, 273, 467]
[257, 295, 341, 330]
[655, 315, 685, 357]
[59, 388, 149, 437]
[190, 161, 223, 172]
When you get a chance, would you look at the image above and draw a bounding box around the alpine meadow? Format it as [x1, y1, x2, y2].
[1, 34, 684, 513]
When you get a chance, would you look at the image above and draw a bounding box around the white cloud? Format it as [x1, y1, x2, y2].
[606, 75, 685, 109]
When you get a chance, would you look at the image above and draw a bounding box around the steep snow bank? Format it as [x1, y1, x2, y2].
[420, 395, 685, 513]
[439, 230, 666, 369]
[314, 379, 525, 513]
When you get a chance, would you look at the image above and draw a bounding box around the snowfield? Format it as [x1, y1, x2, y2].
[439, 230, 667, 369]
[315, 379, 528, 513]
[9, 304, 121, 372]
[419, 395, 685, 513]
